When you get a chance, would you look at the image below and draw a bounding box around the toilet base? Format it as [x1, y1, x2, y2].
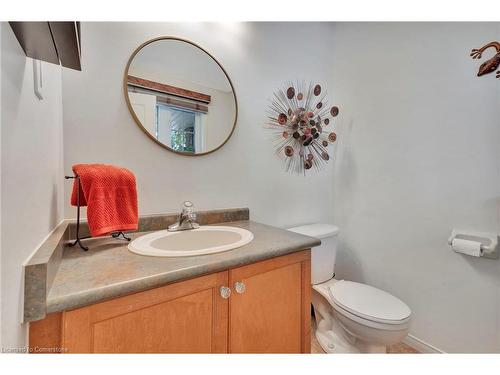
[315, 328, 360, 353]
[313, 290, 364, 353]
[314, 311, 388, 354]
[312, 280, 410, 354]
[316, 329, 387, 353]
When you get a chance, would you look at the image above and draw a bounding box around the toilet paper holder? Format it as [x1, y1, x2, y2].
[448, 229, 499, 259]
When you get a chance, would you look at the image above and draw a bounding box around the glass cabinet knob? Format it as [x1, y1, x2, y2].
[234, 281, 246, 294]
[220, 286, 231, 299]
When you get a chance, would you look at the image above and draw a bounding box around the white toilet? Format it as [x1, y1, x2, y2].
[288, 224, 412, 353]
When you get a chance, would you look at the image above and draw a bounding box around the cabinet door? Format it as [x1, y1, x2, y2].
[62, 271, 228, 353]
[228, 250, 311, 353]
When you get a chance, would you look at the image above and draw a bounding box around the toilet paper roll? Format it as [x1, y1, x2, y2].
[451, 238, 482, 257]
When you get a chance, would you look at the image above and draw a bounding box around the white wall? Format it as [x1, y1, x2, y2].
[0, 23, 65, 349]
[330, 23, 500, 353]
[7, 21, 495, 353]
[62, 22, 337, 227]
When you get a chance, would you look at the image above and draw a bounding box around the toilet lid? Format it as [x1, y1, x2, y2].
[328, 281, 411, 324]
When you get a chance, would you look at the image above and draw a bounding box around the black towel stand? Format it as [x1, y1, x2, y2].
[65, 175, 131, 251]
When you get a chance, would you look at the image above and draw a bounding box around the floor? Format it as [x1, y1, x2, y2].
[310, 316, 419, 354]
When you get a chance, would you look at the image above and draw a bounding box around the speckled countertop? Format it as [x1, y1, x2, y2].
[46, 220, 320, 314]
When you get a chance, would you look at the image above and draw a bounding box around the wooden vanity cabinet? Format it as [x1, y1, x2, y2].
[62, 271, 229, 353]
[29, 250, 311, 353]
[228, 250, 311, 353]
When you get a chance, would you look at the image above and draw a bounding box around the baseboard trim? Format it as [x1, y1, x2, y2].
[403, 334, 445, 353]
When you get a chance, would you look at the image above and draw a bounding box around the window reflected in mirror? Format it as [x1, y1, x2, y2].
[158, 105, 202, 153]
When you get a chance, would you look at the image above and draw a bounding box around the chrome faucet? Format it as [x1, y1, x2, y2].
[168, 201, 200, 232]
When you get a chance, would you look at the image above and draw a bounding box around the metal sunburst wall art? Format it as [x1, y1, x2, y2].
[267, 81, 339, 174]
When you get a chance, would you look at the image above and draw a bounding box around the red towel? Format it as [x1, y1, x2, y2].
[71, 164, 138, 237]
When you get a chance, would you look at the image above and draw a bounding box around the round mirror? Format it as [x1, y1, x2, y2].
[124, 37, 238, 156]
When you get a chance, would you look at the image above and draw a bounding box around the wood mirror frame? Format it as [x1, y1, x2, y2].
[123, 36, 238, 156]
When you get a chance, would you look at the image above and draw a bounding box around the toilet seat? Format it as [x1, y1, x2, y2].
[313, 279, 411, 327]
[329, 280, 411, 325]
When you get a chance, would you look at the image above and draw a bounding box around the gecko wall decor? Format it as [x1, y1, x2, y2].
[470, 41, 500, 79]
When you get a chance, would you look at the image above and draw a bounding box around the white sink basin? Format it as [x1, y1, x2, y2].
[128, 226, 254, 257]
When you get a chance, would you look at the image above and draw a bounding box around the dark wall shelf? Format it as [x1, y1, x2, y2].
[9, 21, 81, 71]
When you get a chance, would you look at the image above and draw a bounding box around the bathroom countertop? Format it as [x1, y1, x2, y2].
[46, 220, 320, 314]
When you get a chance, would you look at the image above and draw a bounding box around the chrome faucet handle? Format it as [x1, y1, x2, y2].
[180, 201, 196, 221]
[168, 201, 199, 232]
[182, 201, 194, 213]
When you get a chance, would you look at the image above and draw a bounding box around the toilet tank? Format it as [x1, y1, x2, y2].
[288, 223, 339, 285]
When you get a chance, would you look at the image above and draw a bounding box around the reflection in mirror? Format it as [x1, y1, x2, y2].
[125, 38, 237, 155]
